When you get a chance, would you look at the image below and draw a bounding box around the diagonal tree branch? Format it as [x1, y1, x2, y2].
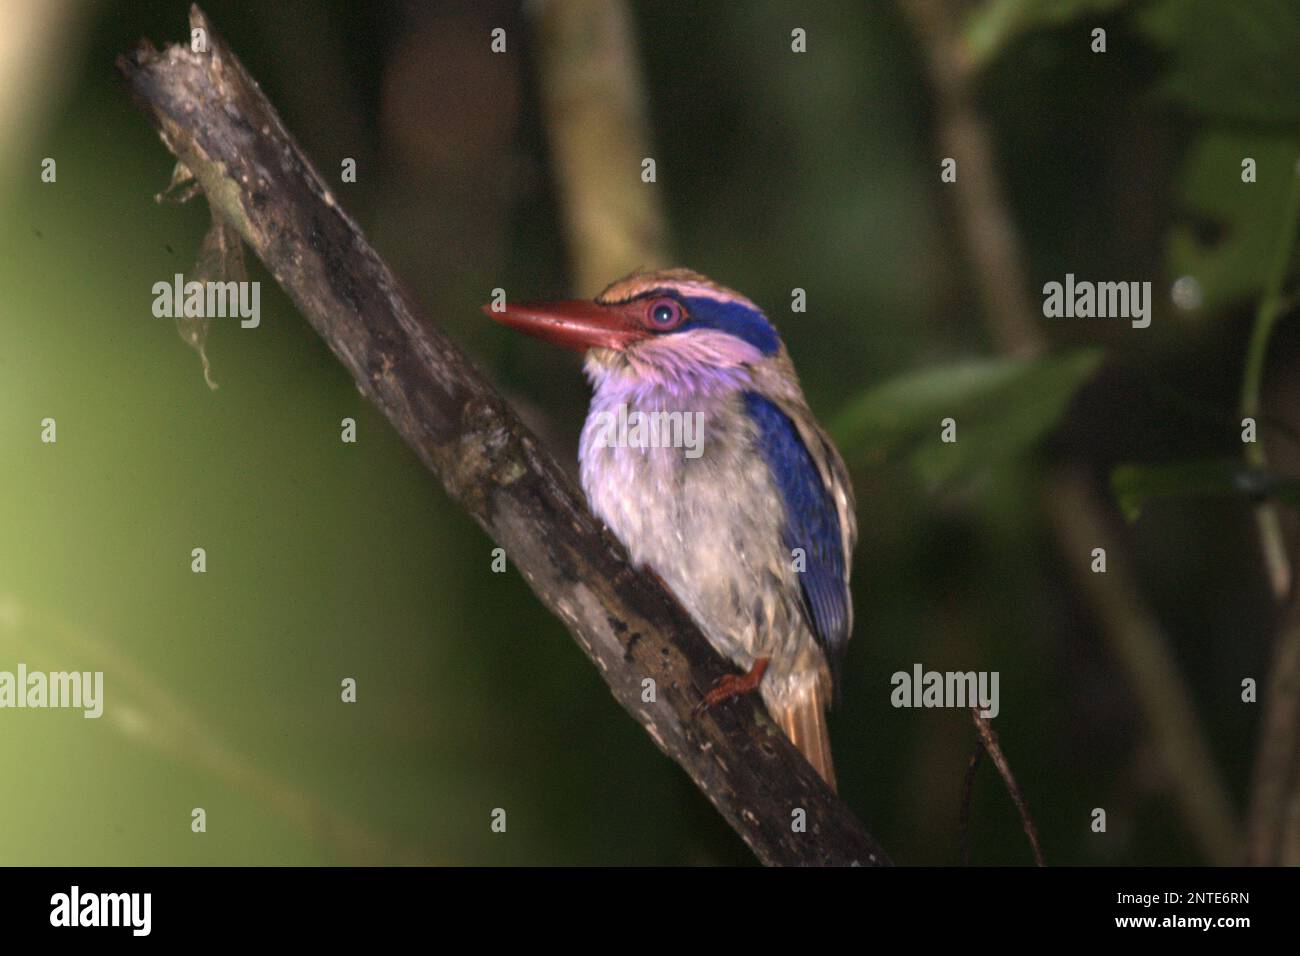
[116, 4, 889, 867]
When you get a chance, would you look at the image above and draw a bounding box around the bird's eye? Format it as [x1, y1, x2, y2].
[646, 297, 684, 329]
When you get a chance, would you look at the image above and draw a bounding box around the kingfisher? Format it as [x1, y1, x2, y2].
[487, 269, 856, 788]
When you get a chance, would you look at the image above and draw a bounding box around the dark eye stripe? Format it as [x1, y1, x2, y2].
[678, 295, 780, 355]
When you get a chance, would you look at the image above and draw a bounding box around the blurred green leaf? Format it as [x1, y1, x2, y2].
[963, 0, 1127, 69]
[1136, 0, 1300, 124]
[832, 349, 1102, 486]
[1111, 459, 1300, 522]
[1167, 132, 1300, 311]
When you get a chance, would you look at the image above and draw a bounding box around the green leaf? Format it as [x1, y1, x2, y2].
[832, 349, 1103, 486]
[962, 0, 1128, 70]
[1136, 0, 1300, 125]
[1167, 132, 1300, 311]
[1110, 459, 1300, 522]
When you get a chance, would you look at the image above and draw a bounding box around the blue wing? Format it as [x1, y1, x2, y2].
[743, 392, 851, 679]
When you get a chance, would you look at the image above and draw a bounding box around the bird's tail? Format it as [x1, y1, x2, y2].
[765, 673, 837, 791]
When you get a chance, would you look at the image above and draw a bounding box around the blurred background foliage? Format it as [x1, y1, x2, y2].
[1, 0, 1297, 865]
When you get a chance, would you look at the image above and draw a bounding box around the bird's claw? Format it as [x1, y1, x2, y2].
[693, 657, 770, 717]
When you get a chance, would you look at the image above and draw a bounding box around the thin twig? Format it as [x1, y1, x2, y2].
[970, 709, 1045, 866]
[1238, 163, 1300, 600]
[1048, 469, 1240, 864]
[1247, 546, 1300, 864]
[899, 0, 1239, 865]
[116, 5, 889, 867]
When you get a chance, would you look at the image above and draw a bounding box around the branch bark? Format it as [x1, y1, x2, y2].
[116, 4, 889, 867]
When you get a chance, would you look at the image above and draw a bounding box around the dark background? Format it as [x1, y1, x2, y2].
[1, 0, 1297, 865]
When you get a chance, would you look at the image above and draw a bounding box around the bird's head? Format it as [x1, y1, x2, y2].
[485, 268, 783, 397]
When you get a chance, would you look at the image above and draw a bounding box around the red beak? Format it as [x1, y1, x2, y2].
[483, 299, 646, 352]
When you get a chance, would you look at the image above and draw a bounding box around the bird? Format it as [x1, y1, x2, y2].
[486, 268, 856, 788]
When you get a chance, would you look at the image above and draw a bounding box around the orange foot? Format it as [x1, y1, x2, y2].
[694, 657, 770, 716]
